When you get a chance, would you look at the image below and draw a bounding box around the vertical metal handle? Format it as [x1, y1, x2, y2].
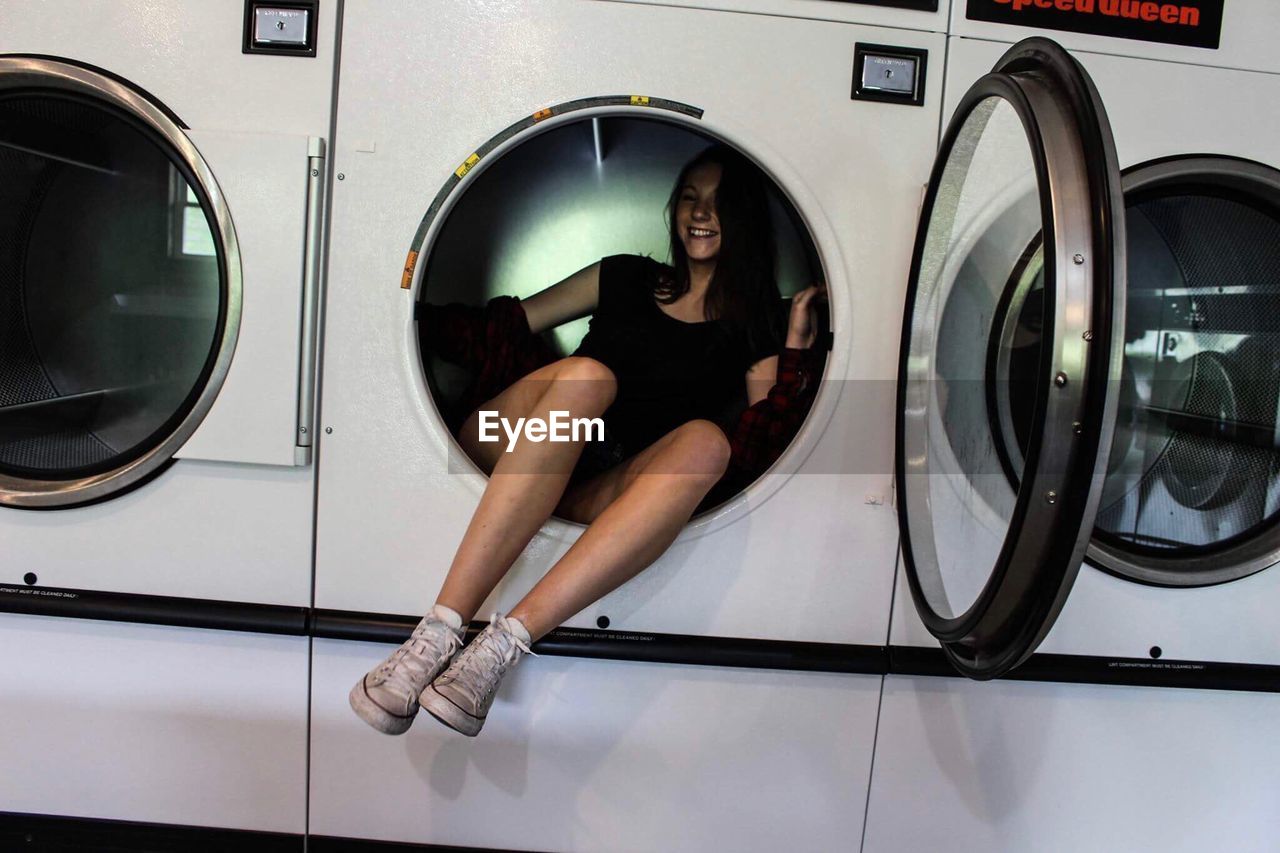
[296, 136, 327, 462]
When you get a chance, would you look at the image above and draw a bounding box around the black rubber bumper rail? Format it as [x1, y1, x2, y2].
[313, 607, 887, 675]
[0, 809, 537, 853]
[889, 645, 1280, 694]
[0, 583, 885, 675]
[0, 582, 308, 636]
[5, 583, 1280, 690]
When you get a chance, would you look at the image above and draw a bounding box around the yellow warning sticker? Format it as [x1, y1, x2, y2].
[630, 96, 651, 107]
[455, 153, 480, 179]
[533, 108, 553, 122]
[401, 250, 418, 290]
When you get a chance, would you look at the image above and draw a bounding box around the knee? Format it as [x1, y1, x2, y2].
[556, 357, 617, 408]
[669, 420, 731, 479]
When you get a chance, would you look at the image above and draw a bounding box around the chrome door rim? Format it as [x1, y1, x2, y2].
[896, 38, 1126, 679]
[0, 56, 242, 508]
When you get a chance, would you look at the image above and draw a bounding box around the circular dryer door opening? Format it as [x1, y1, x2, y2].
[0, 59, 237, 509]
[413, 111, 826, 515]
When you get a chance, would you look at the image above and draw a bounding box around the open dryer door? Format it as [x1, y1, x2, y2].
[896, 38, 1126, 679]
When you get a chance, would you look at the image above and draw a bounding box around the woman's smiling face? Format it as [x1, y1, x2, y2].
[675, 161, 722, 264]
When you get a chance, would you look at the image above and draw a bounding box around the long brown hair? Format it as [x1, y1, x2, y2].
[657, 143, 782, 357]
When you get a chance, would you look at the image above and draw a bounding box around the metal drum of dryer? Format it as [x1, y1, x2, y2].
[415, 113, 823, 472]
[990, 158, 1280, 586]
[896, 38, 1126, 680]
[1093, 157, 1280, 585]
[0, 57, 239, 509]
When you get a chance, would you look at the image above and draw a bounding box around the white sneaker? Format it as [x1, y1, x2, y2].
[421, 614, 534, 737]
[349, 609, 465, 735]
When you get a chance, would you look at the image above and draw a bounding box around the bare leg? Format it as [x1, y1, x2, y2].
[507, 419, 731, 640]
[435, 356, 616, 622]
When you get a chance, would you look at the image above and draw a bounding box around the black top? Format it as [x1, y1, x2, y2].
[572, 254, 783, 456]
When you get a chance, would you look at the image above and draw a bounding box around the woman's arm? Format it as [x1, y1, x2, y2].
[743, 284, 826, 405]
[745, 356, 780, 406]
[520, 261, 601, 334]
[721, 285, 827, 488]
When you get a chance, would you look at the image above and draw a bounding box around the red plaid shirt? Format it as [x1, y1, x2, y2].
[417, 296, 825, 489]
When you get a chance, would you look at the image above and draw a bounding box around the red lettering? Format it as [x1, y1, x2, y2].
[994, 0, 1199, 28]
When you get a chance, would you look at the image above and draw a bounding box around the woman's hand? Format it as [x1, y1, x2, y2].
[785, 285, 826, 350]
[521, 261, 601, 334]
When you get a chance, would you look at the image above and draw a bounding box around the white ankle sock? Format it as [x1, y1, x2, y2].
[502, 615, 532, 646]
[431, 603, 464, 631]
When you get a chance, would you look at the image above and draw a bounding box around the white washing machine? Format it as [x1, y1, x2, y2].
[866, 5, 1280, 850]
[0, 0, 335, 836]
[310, 0, 946, 848]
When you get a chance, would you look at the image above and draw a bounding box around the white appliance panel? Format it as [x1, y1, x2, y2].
[0, 614, 309, 834]
[0, 0, 334, 597]
[317, 0, 943, 645]
[5, 460, 314, 604]
[176, 131, 314, 467]
[0, 0, 337, 136]
[311, 638, 881, 851]
[864, 676, 1280, 852]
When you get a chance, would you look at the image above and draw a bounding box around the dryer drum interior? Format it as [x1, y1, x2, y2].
[414, 112, 826, 507]
[990, 157, 1280, 585]
[0, 74, 230, 505]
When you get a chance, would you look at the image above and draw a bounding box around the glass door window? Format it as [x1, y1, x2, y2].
[0, 58, 237, 508]
[897, 38, 1126, 678]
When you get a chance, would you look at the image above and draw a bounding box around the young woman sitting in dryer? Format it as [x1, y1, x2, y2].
[350, 144, 827, 737]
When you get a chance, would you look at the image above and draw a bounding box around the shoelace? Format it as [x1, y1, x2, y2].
[376, 619, 462, 698]
[449, 615, 536, 703]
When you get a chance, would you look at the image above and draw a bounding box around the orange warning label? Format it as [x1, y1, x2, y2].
[401, 250, 418, 290]
[533, 108, 553, 122]
[630, 96, 651, 107]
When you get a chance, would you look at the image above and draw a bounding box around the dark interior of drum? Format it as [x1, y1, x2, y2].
[416, 116, 827, 497]
[992, 183, 1280, 568]
[0, 94, 222, 480]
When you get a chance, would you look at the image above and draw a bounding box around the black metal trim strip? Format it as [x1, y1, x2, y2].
[889, 645, 1280, 693]
[0, 810, 301, 853]
[314, 608, 887, 674]
[830, 0, 939, 10]
[0, 810, 533, 853]
[4, 584, 1280, 690]
[310, 834, 542, 852]
[0, 584, 308, 636]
